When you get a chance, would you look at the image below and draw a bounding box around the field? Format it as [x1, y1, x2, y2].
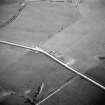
[0, 0, 105, 105]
